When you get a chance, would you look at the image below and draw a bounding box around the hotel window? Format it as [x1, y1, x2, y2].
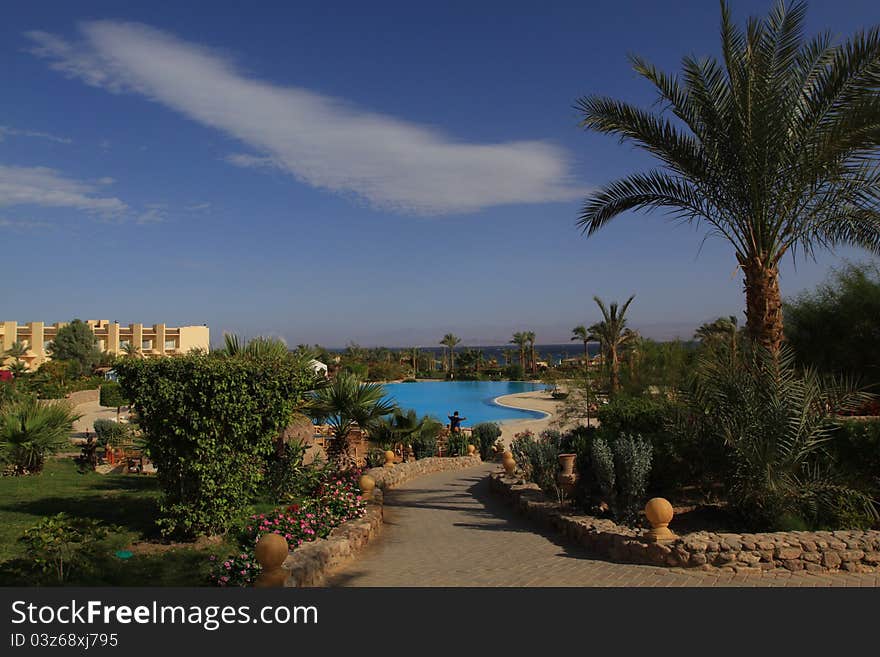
[142, 339, 152, 351]
[43, 341, 52, 352]
[164, 339, 177, 350]
[120, 340, 130, 350]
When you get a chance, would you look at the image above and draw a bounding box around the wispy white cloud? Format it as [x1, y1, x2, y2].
[0, 125, 72, 144]
[25, 22, 585, 215]
[0, 164, 127, 215]
[0, 217, 53, 231]
[224, 153, 276, 170]
[185, 202, 211, 211]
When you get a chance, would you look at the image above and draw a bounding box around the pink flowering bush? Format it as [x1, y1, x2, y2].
[208, 551, 260, 587]
[241, 505, 321, 547]
[209, 469, 367, 586]
[314, 474, 367, 525]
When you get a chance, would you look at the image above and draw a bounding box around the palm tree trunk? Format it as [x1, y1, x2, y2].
[610, 346, 620, 395]
[583, 340, 588, 365]
[742, 257, 784, 354]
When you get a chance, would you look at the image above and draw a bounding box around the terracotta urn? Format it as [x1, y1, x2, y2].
[502, 455, 516, 476]
[558, 453, 576, 476]
[467, 444, 476, 456]
[383, 450, 396, 468]
[254, 533, 289, 587]
[556, 453, 578, 496]
[644, 497, 675, 542]
[358, 474, 376, 500]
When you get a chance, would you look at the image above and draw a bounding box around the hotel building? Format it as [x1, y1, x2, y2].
[1, 320, 210, 370]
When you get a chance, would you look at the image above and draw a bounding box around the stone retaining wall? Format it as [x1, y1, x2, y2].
[283, 456, 482, 586]
[490, 473, 880, 574]
[283, 490, 385, 587]
[365, 455, 483, 490]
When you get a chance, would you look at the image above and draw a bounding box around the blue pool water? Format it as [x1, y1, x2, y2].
[382, 381, 547, 426]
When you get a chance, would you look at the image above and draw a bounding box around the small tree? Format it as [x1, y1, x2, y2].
[48, 320, 101, 378]
[99, 381, 127, 421]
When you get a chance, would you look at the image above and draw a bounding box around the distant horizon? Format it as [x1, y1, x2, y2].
[4, 1, 876, 341]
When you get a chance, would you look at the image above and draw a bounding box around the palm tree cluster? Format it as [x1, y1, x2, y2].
[439, 333, 461, 375]
[509, 331, 538, 374]
[573, 295, 638, 395]
[309, 372, 395, 468]
[576, 0, 880, 355]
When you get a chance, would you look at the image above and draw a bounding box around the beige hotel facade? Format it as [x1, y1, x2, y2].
[1, 320, 210, 370]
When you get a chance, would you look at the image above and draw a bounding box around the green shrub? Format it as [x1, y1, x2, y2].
[590, 434, 652, 523]
[687, 345, 878, 530]
[19, 513, 110, 584]
[115, 353, 314, 538]
[596, 395, 673, 437]
[472, 422, 502, 460]
[265, 440, 327, 503]
[365, 447, 386, 467]
[831, 419, 880, 494]
[510, 431, 559, 493]
[99, 381, 127, 409]
[411, 432, 437, 459]
[447, 432, 469, 457]
[92, 418, 130, 447]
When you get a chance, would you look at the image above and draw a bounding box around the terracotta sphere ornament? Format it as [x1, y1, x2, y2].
[644, 497, 675, 543]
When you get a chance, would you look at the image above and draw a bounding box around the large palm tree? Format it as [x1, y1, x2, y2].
[524, 331, 537, 374]
[439, 334, 461, 375]
[510, 332, 528, 372]
[570, 325, 592, 365]
[576, 1, 880, 355]
[588, 295, 636, 395]
[309, 372, 395, 468]
[0, 398, 80, 474]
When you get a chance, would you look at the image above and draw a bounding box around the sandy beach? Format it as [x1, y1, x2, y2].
[494, 389, 563, 446]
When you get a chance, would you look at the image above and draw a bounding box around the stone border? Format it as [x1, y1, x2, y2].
[365, 455, 483, 490]
[490, 472, 880, 574]
[283, 455, 482, 586]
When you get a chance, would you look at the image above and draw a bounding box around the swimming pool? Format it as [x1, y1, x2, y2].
[382, 381, 547, 426]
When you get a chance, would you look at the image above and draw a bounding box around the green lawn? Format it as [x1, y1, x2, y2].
[0, 459, 237, 586]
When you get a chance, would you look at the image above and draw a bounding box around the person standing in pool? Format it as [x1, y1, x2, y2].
[448, 411, 467, 433]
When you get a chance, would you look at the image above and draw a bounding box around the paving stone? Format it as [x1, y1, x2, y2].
[326, 464, 879, 588]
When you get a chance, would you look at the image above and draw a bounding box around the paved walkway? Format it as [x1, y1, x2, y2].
[326, 464, 880, 587]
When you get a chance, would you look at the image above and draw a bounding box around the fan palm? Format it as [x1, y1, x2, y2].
[121, 342, 141, 359]
[576, 1, 880, 354]
[309, 372, 395, 468]
[4, 341, 28, 362]
[588, 295, 636, 395]
[0, 397, 80, 474]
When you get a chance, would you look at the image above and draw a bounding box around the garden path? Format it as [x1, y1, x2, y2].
[326, 463, 880, 587]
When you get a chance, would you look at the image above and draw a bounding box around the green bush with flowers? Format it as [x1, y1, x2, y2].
[209, 469, 367, 586]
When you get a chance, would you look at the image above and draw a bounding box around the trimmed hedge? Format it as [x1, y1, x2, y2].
[115, 354, 315, 537]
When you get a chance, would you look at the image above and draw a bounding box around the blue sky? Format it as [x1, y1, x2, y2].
[2, 0, 877, 346]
